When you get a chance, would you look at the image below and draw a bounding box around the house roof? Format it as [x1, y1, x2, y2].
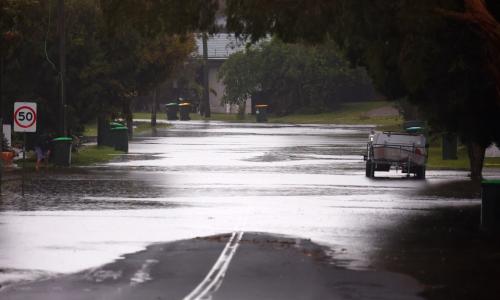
[195, 33, 246, 60]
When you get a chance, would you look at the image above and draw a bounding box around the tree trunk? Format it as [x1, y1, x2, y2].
[151, 88, 157, 127]
[467, 141, 486, 182]
[201, 32, 211, 118]
[298, 82, 307, 108]
[123, 98, 133, 138]
[237, 102, 246, 119]
[58, 0, 67, 136]
[97, 113, 108, 147]
[0, 57, 4, 192]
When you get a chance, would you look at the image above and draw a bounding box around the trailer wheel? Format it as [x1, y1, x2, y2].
[365, 161, 375, 178]
[416, 166, 426, 179]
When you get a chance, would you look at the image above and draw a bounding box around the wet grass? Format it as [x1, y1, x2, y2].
[268, 101, 402, 126]
[83, 120, 171, 137]
[426, 139, 500, 170]
[427, 145, 470, 170]
[134, 122, 171, 133]
[133, 112, 167, 120]
[83, 122, 97, 136]
[12, 145, 122, 169]
[133, 101, 402, 126]
[133, 112, 255, 122]
[190, 113, 255, 122]
[72, 145, 123, 166]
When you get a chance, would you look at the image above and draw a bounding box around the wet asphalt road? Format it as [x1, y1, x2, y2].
[0, 121, 498, 299]
[0, 233, 422, 300]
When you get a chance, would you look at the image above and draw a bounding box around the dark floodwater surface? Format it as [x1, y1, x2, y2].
[1, 122, 496, 299]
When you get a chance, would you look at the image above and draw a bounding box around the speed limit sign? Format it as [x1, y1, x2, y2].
[13, 102, 37, 132]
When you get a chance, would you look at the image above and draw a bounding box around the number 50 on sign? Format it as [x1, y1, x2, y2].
[14, 102, 37, 133]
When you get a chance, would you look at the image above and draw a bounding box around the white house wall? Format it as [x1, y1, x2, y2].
[209, 66, 227, 113]
[209, 65, 250, 114]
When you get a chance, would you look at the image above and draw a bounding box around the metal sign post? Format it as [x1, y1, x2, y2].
[13, 102, 37, 197]
[22, 132, 26, 196]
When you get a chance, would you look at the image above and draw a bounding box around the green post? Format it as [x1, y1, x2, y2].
[22, 133, 26, 196]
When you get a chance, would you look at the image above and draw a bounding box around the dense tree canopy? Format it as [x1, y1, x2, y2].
[224, 0, 500, 180]
[218, 39, 374, 115]
[3, 0, 500, 179]
[0, 0, 195, 136]
[100, 0, 219, 36]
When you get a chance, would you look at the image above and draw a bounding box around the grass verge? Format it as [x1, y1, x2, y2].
[134, 122, 171, 133]
[84, 120, 171, 137]
[426, 138, 500, 170]
[72, 145, 123, 166]
[83, 123, 97, 136]
[269, 101, 402, 127]
[14, 145, 122, 169]
[133, 112, 254, 123]
[133, 101, 402, 127]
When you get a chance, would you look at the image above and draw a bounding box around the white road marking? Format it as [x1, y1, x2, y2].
[183, 232, 244, 300]
[85, 269, 123, 283]
[130, 259, 158, 286]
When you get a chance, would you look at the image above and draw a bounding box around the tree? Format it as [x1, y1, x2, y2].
[0, 0, 196, 142]
[438, 0, 500, 104]
[100, 0, 220, 36]
[218, 39, 374, 116]
[99, 0, 221, 119]
[224, 0, 500, 181]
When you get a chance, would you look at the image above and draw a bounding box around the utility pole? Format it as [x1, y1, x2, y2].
[58, 0, 66, 136]
[0, 56, 3, 124]
[151, 88, 157, 127]
[0, 55, 4, 194]
[201, 33, 211, 118]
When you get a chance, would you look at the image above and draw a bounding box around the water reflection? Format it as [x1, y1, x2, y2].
[0, 122, 485, 282]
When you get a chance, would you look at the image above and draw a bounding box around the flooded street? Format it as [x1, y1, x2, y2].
[0, 122, 497, 299]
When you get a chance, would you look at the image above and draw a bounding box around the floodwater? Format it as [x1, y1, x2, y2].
[0, 121, 487, 286]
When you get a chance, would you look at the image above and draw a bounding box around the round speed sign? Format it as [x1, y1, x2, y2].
[13, 102, 37, 132]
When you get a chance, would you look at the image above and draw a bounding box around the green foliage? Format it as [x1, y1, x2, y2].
[224, 0, 499, 126]
[224, 0, 500, 178]
[218, 50, 260, 106]
[1, 0, 196, 135]
[427, 142, 500, 170]
[218, 39, 374, 116]
[100, 0, 219, 36]
[268, 101, 401, 126]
